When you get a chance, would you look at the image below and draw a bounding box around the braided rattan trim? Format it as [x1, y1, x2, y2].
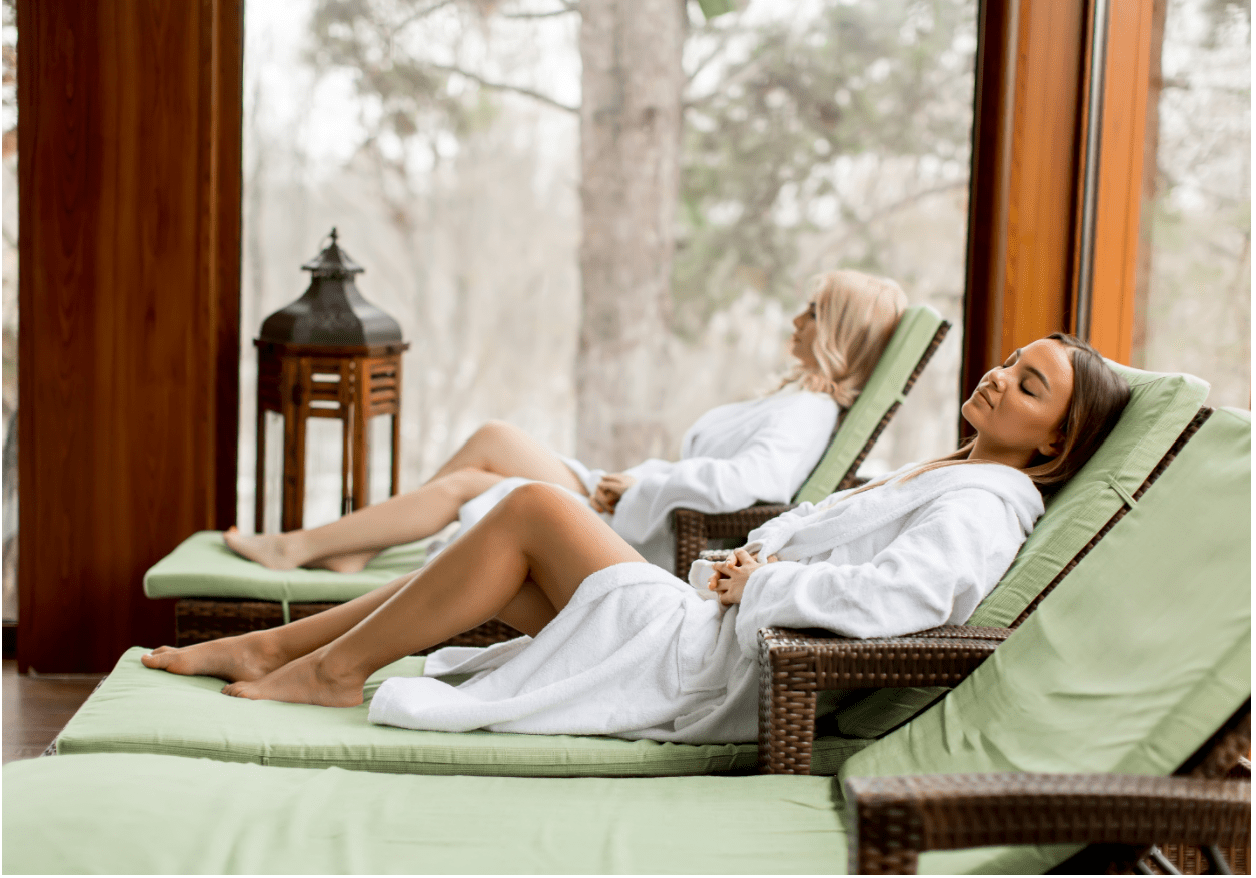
[673, 505, 793, 577]
[1011, 407, 1214, 628]
[755, 627, 1010, 775]
[845, 773, 1252, 875]
[835, 321, 951, 493]
[174, 598, 519, 655]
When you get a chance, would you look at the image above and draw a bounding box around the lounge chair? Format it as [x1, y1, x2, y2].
[672, 304, 949, 576]
[6, 407, 1248, 874]
[49, 364, 1208, 782]
[147, 305, 949, 644]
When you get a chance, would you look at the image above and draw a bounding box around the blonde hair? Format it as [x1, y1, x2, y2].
[781, 269, 909, 408]
[847, 333, 1131, 498]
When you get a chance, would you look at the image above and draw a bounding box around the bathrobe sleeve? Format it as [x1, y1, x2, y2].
[608, 393, 838, 546]
[733, 487, 1030, 654]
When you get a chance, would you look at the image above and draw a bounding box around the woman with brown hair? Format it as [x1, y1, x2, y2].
[224, 269, 909, 573]
[146, 334, 1130, 746]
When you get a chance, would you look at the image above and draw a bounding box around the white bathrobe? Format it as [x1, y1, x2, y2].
[452, 388, 839, 571]
[368, 462, 1045, 744]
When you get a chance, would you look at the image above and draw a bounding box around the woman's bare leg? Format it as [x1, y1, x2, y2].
[222, 483, 642, 707]
[224, 421, 589, 572]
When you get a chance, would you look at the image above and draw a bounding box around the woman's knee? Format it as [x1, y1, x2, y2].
[436, 468, 502, 504]
[499, 481, 577, 520]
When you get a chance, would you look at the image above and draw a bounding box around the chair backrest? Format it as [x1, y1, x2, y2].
[793, 305, 949, 504]
[840, 408, 1252, 875]
[833, 364, 1212, 738]
[970, 361, 1210, 626]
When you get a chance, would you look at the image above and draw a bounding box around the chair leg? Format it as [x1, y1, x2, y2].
[758, 637, 819, 774]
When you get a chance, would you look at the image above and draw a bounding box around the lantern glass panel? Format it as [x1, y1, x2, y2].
[261, 411, 285, 535]
[370, 416, 393, 505]
[304, 417, 346, 529]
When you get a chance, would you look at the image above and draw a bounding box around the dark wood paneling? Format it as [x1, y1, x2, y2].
[17, 0, 242, 672]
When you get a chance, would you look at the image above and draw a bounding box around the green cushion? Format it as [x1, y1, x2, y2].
[794, 304, 946, 504]
[842, 407, 1252, 873]
[4, 755, 847, 874]
[143, 530, 429, 604]
[833, 363, 1211, 739]
[57, 647, 763, 776]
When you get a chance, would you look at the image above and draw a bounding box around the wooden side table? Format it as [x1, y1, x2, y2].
[255, 339, 409, 532]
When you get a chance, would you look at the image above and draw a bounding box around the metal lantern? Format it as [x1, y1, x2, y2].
[254, 228, 410, 532]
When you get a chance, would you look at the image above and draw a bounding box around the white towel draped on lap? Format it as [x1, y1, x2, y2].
[368, 462, 1045, 743]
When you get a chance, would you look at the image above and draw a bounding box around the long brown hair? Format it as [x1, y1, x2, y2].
[852, 333, 1130, 496]
[781, 269, 908, 408]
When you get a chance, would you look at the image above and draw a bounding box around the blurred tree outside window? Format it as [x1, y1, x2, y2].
[241, 0, 980, 531]
[3, 0, 16, 622]
[1135, 0, 1250, 407]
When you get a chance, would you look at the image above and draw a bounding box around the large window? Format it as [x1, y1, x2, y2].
[1135, 0, 1250, 406]
[239, 0, 980, 531]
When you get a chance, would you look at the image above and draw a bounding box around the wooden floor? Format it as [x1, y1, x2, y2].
[3, 659, 105, 764]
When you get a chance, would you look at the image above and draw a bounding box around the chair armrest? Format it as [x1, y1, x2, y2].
[757, 626, 1011, 775]
[844, 772, 1252, 875]
[672, 504, 794, 577]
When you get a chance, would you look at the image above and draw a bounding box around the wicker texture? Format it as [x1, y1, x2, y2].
[756, 627, 1010, 774]
[671, 321, 949, 578]
[844, 772, 1252, 875]
[174, 598, 518, 655]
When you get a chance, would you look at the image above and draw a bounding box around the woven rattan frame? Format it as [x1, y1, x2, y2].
[753, 407, 1215, 777]
[756, 626, 1011, 774]
[174, 598, 518, 654]
[844, 769, 1252, 875]
[671, 321, 950, 578]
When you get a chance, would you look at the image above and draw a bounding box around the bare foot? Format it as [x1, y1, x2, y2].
[307, 550, 379, 574]
[223, 526, 303, 570]
[222, 649, 365, 708]
[140, 632, 287, 683]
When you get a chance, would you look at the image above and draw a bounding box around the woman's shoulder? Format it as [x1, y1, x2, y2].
[899, 463, 1043, 526]
[763, 386, 839, 415]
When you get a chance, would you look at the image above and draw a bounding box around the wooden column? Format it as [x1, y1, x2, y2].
[963, 0, 1088, 398]
[964, 0, 1152, 403]
[1083, 0, 1155, 362]
[17, 0, 243, 672]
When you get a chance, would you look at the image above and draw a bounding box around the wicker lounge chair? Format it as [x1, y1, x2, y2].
[6, 410, 1249, 872]
[673, 304, 950, 576]
[150, 305, 947, 648]
[49, 366, 1213, 786]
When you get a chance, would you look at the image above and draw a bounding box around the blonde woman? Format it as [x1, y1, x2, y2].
[224, 269, 909, 574]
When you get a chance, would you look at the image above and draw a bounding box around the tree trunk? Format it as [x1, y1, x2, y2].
[1131, 0, 1168, 366]
[577, 0, 686, 470]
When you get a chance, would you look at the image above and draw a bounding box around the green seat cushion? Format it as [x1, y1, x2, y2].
[3, 752, 1016, 875]
[834, 364, 1211, 739]
[795, 304, 946, 504]
[143, 531, 429, 604]
[5, 754, 848, 874]
[842, 408, 1252, 873]
[59, 647, 765, 776]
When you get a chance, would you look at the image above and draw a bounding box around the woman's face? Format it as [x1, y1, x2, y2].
[790, 301, 820, 369]
[961, 338, 1075, 468]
